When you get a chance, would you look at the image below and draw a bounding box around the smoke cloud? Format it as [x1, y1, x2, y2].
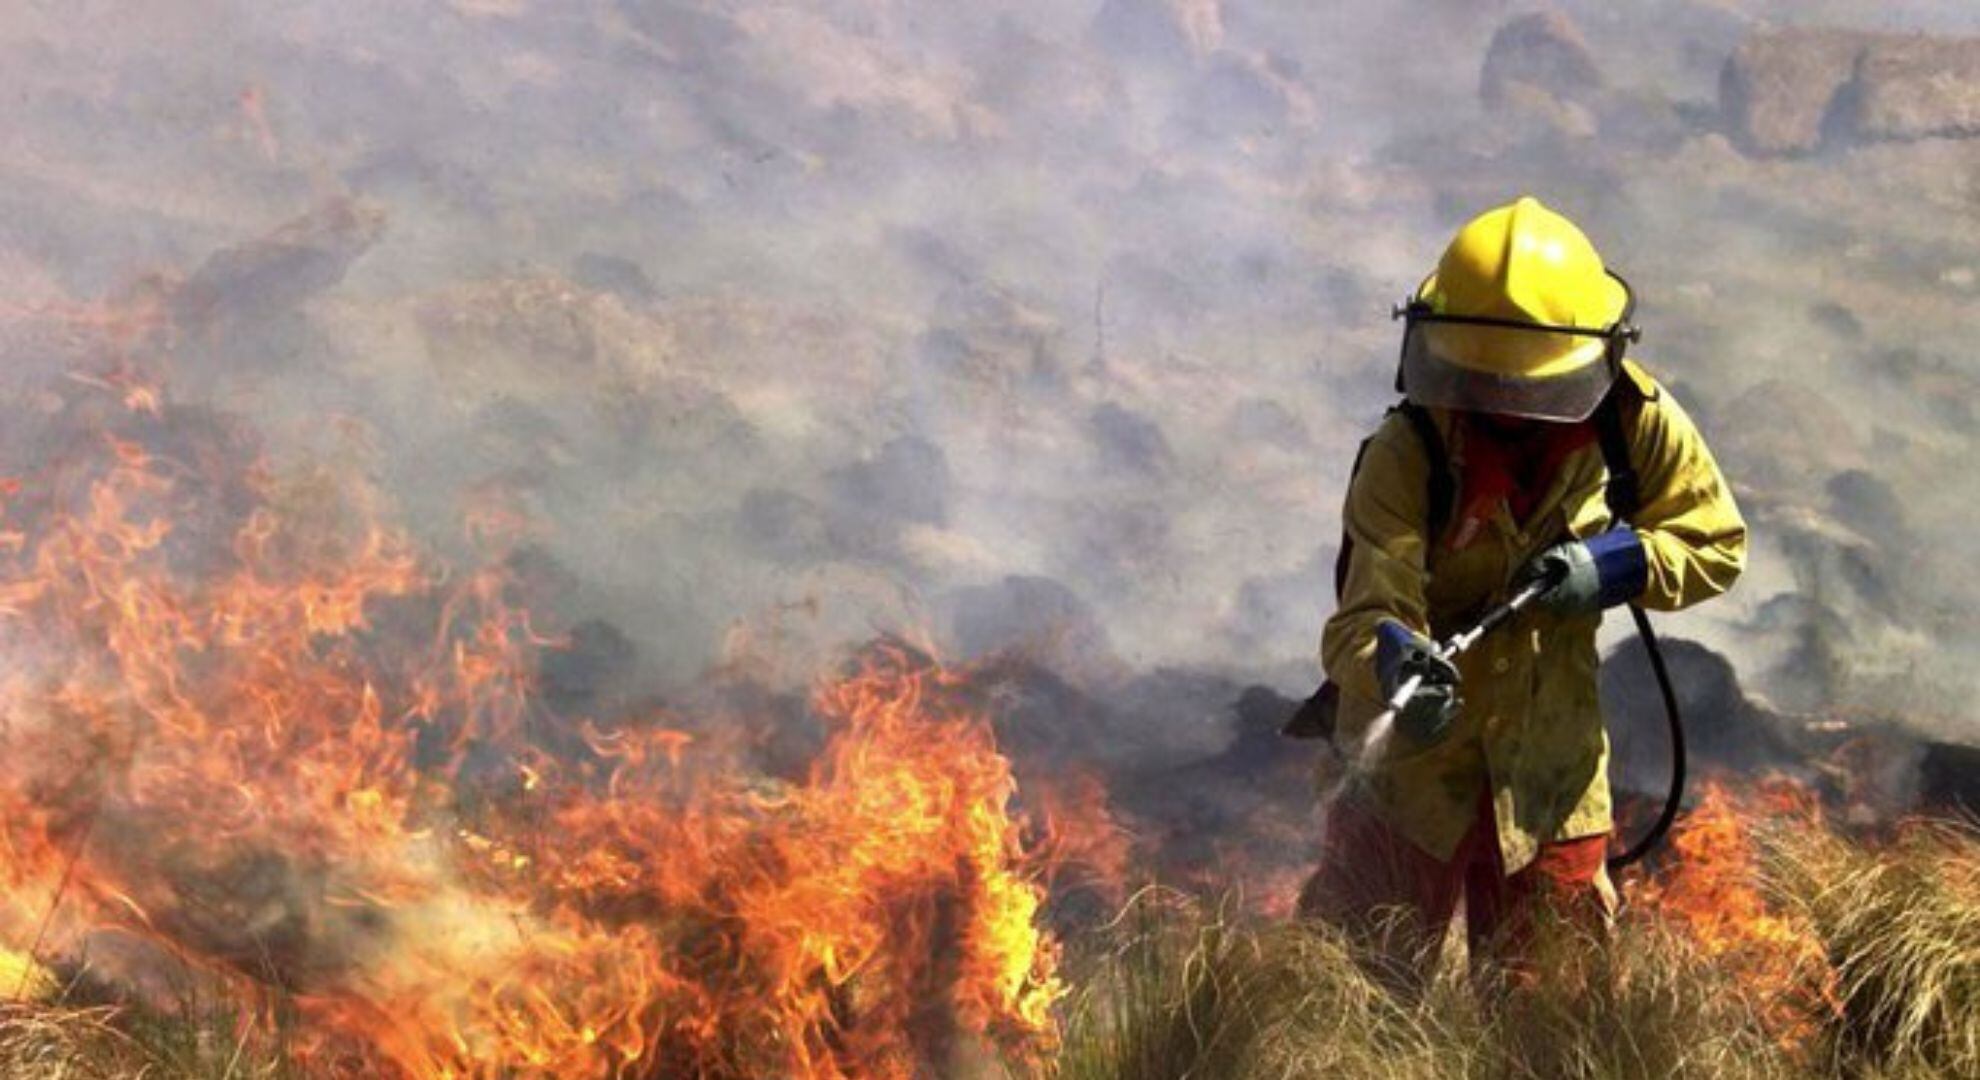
[2, 0, 1978, 764]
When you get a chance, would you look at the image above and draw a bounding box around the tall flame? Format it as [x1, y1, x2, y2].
[1634, 777, 1842, 1052]
[0, 369, 1062, 1076]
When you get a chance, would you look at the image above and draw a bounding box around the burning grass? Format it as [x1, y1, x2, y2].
[0, 371, 1065, 1077]
[20, 798, 1972, 1079]
[1050, 788, 1978, 1080]
[0, 367, 1974, 1077]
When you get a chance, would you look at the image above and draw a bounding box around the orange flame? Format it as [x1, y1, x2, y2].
[1634, 777, 1841, 1052]
[0, 371, 1064, 1076]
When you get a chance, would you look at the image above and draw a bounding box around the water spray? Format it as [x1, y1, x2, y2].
[1368, 574, 1554, 737]
[1297, 562, 1685, 873]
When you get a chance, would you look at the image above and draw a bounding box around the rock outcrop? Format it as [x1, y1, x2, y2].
[1481, 10, 1604, 135]
[1853, 35, 1980, 142]
[1723, 28, 1980, 154]
[1720, 28, 1865, 155]
[171, 197, 386, 331]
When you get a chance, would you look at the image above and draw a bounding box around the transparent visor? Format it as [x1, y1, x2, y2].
[1400, 321, 1620, 422]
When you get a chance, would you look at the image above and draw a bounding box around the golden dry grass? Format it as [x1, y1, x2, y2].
[1764, 816, 1980, 1078]
[1050, 890, 1791, 1080]
[0, 998, 294, 1079]
[1051, 890, 1451, 1080]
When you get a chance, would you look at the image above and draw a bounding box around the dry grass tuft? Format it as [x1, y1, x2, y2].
[0, 1000, 295, 1080]
[0, 1003, 148, 1080]
[1765, 815, 1980, 1078]
[1483, 916, 1792, 1080]
[1050, 889, 1792, 1080]
[1051, 888, 1450, 1080]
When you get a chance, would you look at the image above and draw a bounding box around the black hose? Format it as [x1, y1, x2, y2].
[1607, 604, 1685, 871]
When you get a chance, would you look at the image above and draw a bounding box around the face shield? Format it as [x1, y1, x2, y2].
[1393, 272, 1641, 423]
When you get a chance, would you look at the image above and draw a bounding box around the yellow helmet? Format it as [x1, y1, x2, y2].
[1397, 196, 1639, 422]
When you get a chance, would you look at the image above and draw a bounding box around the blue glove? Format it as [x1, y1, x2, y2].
[1374, 620, 1461, 744]
[1515, 529, 1648, 615]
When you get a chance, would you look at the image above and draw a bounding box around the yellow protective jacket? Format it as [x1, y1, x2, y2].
[1320, 361, 1747, 873]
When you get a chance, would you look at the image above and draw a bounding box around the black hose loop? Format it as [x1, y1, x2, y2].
[1608, 603, 1685, 872]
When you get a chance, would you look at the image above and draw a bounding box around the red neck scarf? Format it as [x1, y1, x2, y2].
[1447, 416, 1594, 550]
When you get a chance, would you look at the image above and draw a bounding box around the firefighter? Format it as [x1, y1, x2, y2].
[1296, 196, 1747, 990]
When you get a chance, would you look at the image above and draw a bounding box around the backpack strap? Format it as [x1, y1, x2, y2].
[1392, 401, 1454, 546]
[1330, 403, 1455, 599]
[1593, 383, 1644, 523]
[1330, 437, 1375, 598]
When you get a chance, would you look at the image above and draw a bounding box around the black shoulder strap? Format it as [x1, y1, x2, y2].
[1332, 403, 1454, 600]
[1331, 437, 1375, 598]
[1393, 401, 1454, 545]
[1593, 391, 1641, 522]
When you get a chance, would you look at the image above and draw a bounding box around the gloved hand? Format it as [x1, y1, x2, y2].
[1514, 528, 1649, 615]
[1374, 620, 1462, 744]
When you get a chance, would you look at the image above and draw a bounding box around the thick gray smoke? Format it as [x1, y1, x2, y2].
[2, 0, 1978, 762]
